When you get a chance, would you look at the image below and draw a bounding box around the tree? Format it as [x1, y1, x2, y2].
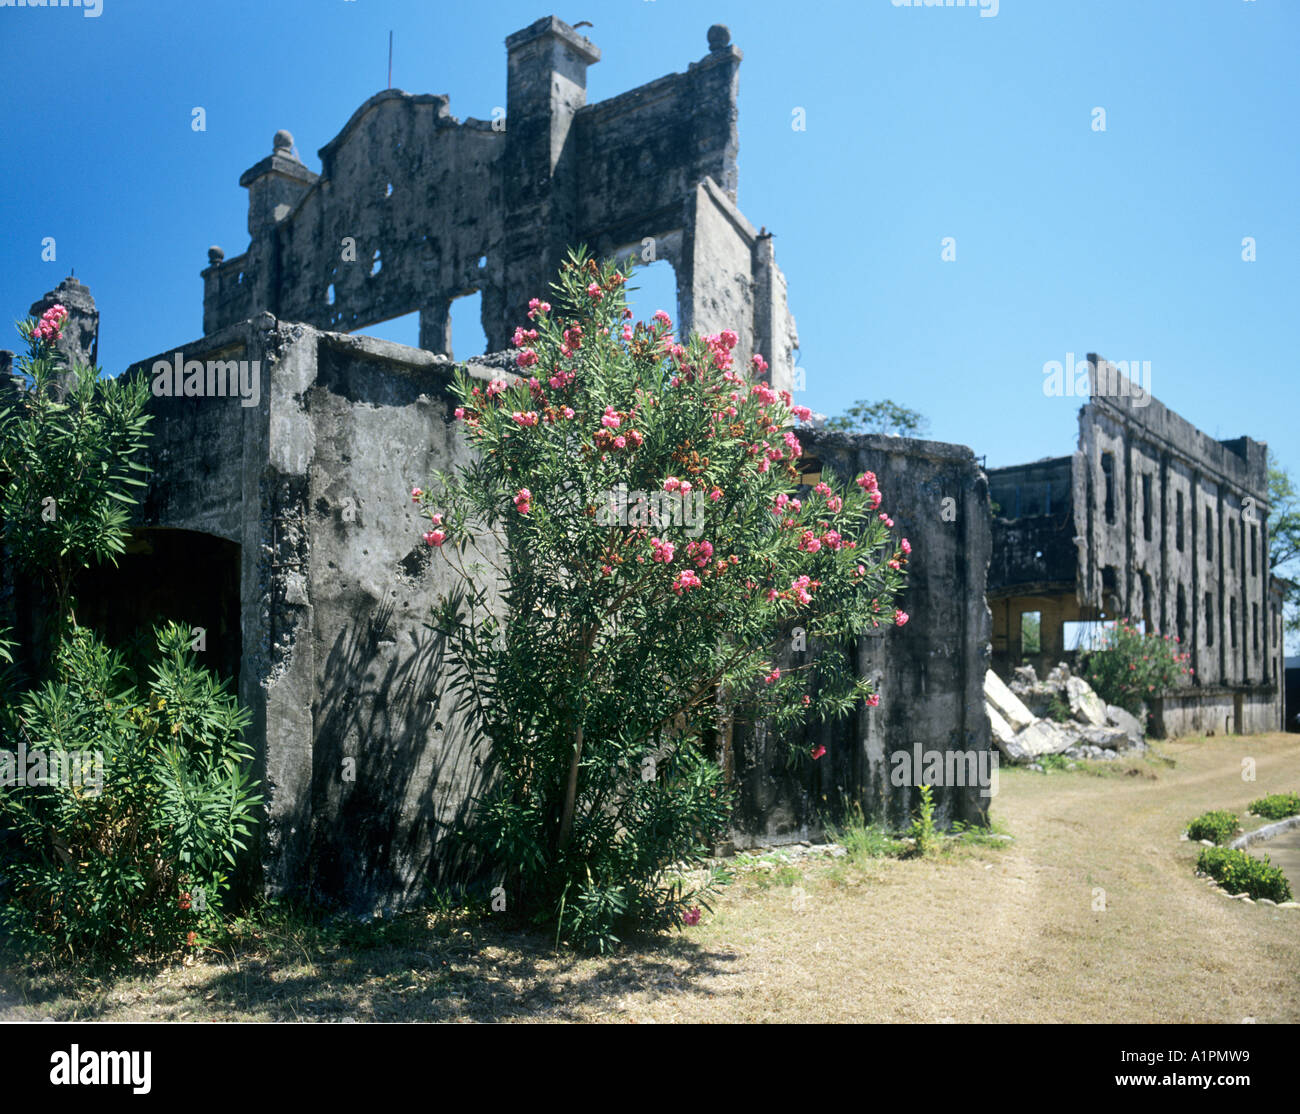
[418, 250, 910, 950]
[826, 398, 929, 438]
[1268, 464, 1300, 638]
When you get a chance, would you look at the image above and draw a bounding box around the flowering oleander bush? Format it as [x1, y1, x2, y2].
[417, 250, 908, 950]
[0, 314, 259, 969]
[1078, 619, 1192, 716]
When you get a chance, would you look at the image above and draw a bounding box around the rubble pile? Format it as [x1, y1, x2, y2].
[984, 663, 1146, 765]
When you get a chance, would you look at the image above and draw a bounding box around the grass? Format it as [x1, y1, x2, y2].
[2, 733, 1298, 1023]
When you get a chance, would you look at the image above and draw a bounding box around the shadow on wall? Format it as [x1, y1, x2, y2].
[310, 601, 488, 914]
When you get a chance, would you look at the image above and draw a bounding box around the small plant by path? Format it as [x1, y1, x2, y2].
[1248, 792, 1300, 821]
[1186, 810, 1240, 845]
[1196, 846, 1293, 903]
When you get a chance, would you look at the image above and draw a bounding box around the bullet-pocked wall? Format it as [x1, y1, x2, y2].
[729, 430, 994, 843]
[124, 320, 502, 912]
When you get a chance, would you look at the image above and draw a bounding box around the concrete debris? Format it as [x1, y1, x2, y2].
[986, 664, 1147, 765]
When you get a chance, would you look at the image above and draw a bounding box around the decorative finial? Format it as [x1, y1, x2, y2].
[208, 245, 225, 265]
[273, 129, 294, 152]
[707, 24, 730, 51]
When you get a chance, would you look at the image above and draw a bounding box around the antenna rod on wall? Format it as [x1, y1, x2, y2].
[388, 31, 393, 89]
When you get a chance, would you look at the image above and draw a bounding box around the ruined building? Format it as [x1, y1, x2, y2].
[988, 358, 1286, 736]
[4, 18, 990, 912]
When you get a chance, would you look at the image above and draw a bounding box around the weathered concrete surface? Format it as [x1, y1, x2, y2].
[116, 321, 502, 911]
[201, 17, 798, 396]
[729, 430, 994, 840]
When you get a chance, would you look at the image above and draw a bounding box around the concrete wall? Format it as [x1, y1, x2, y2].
[126, 320, 502, 911]
[729, 430, 993, 841]
[117, 326, 995, 906]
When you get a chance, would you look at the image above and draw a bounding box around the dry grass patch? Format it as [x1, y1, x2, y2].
[2, 732, 1297, 1023]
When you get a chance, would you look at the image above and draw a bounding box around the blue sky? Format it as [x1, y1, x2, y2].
[2, 0, 1296, 487]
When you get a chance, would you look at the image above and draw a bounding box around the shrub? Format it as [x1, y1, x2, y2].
[0, 623, 257, 967]
[1078, 618, 1191, 716]
[1186, 809, 1239, 845]
[1248, 792, 1300, 821]
[0, 312, 259, 969]
[1196, 846, 1293, 903]
[419, 250, 908, 950]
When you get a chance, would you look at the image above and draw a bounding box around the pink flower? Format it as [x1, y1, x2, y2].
[516, 348, 539, 369]
[423, 529, 446, 547]
[792, 405, 812, 422]
[672, 569, 701, 595]
[683, 907, 701, 926]
[799, 530, 821, 554]
[710, 487, 723, 503]
[653, 309, 673, 329]
[752, 353, 769, 375]
[527, 297, 551, 319]
[410, 487, 423, 502]
[856, 472, 878, 492]
[811, 744, 826, 760]
[686, 540, 714, 568]
[487, 378, 508, 398]
[650, 537, 676, 564]
[428, 512, 443, 526]
[586, 281, 604, 301]
[894, 609, 909, 627]
[453, 407, 466, 420]
[802, 695, 812, 706]
[763, 667, 780, 685]
[512, 326, 538, 347]
[866, 693, 880, 707]
[513, 488, 532, 514]
[601, 406, 621, 429]
[32, 304, 68, 342]
[900, 538, 911, 555]
[663, 477, 682, 493]
[511, 410, 539, 427]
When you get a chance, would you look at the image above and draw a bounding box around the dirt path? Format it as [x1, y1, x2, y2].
[3, 733, 1297, 1023]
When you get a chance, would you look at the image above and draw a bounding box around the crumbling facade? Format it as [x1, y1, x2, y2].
[988, 357, 1285, 735]
[201, 17, 798, 397]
